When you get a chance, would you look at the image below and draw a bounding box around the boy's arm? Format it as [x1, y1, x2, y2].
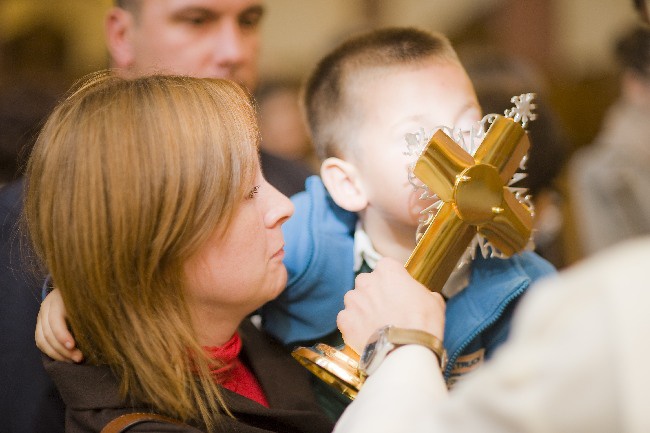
[261, 176, 357, 345]
[36, 289, 83, 363]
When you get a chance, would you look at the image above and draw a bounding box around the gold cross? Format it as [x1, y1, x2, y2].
[292, 114, 533, 400]
[406, 115, 533, 292]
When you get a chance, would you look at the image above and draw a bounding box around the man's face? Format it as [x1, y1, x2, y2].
[118, 0, 263, 90]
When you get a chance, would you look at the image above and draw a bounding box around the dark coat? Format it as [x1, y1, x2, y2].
[44, 319, 334, 433]
[0, 177, 65, 433]
[259, 151, 312, 198]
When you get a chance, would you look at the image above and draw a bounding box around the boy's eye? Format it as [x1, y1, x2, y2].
[247, 185, 260, 199]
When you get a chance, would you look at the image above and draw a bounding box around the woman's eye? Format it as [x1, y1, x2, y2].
[247, 185, 260, 199]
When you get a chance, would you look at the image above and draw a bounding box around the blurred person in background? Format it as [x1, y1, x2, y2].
[256, 79, 319, 172]
[461, 47, 572, 268]
[1, 33, 66, 433]
[105, 0, 312, 197]
[569, 25, 650, 256]
[0, 82, 59, 187]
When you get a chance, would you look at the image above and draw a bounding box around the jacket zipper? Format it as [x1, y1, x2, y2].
[443, 281, 528, 381]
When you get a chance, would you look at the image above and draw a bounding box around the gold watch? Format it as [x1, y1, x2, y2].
[359, 325, 446, 377]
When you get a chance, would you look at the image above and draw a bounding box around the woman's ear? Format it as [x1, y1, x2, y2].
[320, 157, 368, 212]
[105, 7, 136, 70]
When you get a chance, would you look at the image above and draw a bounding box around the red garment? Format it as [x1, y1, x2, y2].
[204, 333, 269, 408]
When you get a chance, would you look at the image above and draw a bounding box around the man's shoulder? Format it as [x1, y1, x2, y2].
[0, 177, 24, 220]
[260, 151, 313, 198]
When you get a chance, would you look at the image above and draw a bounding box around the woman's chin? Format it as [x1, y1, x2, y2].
[270, 270, 288, 300]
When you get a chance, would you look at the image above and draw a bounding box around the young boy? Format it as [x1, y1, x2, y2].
[260, 27, 555, 387]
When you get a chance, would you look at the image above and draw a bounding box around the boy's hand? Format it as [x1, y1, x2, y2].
[35, 288, 83, 363]
[337, 257, 446, 355]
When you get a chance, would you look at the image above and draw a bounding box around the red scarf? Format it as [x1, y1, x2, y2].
[203, 333, 269, 407]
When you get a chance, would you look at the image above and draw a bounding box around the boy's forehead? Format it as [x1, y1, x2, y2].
[347, 60, 479, 132]
[348, 57, 462, 81]
[345, 59, 467, 97]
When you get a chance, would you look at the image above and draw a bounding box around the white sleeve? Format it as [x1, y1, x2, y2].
[335, 238, 650, 433]
[334, 345, 447, 433]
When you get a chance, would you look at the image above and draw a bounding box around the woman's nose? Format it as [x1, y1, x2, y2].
[264, 183, 295, 228]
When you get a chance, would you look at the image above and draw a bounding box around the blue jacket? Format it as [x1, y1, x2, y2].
[261, 176, 556, 381]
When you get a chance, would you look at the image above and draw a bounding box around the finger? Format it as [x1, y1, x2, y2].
[47, 288, 76, 350]
[69, 347, 84, 363]
[342, 288, 374, 316]
[34, 311, 46, 352]
[47, 289, 84, 362]
[50, 313, 76, 351]
[336, 309, 348, 331]
[353, 272, 371, 292]
[337, 312, 367, 354]
[40, 302, 79, 362]
[37, 304, 68, 361]
[342, 289, 354, 308]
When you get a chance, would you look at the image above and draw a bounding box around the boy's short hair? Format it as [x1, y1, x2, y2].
[304, 27, 459, 161]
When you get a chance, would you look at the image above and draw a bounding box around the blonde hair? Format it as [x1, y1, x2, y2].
[25, 72, 259, 429]
[304, 27, 460, 161]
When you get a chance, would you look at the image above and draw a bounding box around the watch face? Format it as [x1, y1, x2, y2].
[359, 332, 380, 371]
[359, 327, 392, 376]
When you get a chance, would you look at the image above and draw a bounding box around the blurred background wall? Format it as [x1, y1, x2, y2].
[0, 0, 640, 265]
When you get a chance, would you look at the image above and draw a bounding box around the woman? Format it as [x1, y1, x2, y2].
[25, 72, 333, 432]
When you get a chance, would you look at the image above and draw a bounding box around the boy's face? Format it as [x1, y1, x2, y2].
[351, 60, 481, 236]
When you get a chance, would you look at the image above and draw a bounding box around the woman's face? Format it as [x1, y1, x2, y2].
[183, 167, 294, 325]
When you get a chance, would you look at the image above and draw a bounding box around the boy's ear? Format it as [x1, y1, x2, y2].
[105, 7, 136, 70]
[320, 157, 368, 212]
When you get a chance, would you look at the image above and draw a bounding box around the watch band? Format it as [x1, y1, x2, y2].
[385, 327, 446, 367]
[359, 325, 447, 378]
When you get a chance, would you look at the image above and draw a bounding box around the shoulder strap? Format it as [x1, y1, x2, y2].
[101, 412, 188, 433]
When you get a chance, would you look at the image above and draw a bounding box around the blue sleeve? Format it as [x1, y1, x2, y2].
[41, 275, 52, 301]
[260, 176, 357, 345]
